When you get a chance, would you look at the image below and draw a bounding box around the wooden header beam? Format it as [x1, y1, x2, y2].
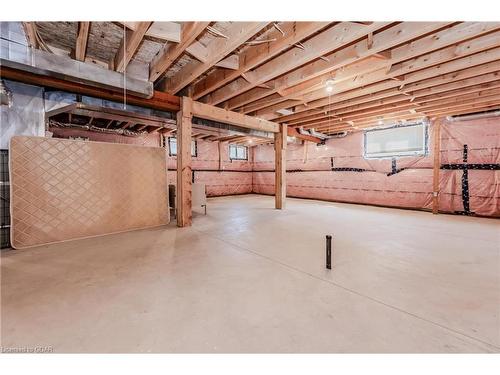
[1, 66, 180, 112]
[191, 100, 279, 133]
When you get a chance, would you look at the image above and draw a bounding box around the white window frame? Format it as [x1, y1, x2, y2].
[229, 144, 248, 161]
[363, 121, 429, 159]
[167, 137, 197, 157]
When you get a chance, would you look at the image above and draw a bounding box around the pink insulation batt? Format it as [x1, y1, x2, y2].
[252, 117, 499, 217]
[51, 115, 499, 217]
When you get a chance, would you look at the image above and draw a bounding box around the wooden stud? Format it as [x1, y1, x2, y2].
[176, 97, 193, 227]
[275, 123, 287, 209]
[432, 117, 442, 214]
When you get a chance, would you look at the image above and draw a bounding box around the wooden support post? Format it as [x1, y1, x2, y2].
[176, 97, 193, 227]
[275, 123, 287, 209]
[432, 118, 442, 214]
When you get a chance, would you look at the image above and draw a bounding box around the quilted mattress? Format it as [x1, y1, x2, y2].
[10, 136, 169, 249]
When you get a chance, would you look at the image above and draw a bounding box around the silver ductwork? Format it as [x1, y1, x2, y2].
[299, 127, 346, 140]
[299, 127, 325, 139]
[446, 110, 500, 122]
[1, 39, 153, 98]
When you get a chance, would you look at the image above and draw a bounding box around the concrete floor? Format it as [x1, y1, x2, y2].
[1, 194, 499, 353]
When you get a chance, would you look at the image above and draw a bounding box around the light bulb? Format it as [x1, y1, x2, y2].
[325, 79, 334, 93]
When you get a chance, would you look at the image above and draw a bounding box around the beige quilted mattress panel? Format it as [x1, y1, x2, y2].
[10, 136, 169, 249]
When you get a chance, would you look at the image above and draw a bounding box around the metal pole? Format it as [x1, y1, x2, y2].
[326, 235, 332, 269]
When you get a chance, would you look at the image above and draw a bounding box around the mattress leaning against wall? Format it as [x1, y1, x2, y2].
[9, 136, 169, 249]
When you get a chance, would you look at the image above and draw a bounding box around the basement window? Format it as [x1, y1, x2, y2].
[229, 144, 248, 161]
[168, 137, 197, 157]
[363, 122, 428, 159]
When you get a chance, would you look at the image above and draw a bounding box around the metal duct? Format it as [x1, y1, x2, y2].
[0, 39, 153, 98]
[446, 110, 500, 122]
[193, 117, 274, 140]
[329, 131, 348, 138]
[48, 120, 147, 137]
[0, 79, 13, 106]
[308, 128, 330, 140]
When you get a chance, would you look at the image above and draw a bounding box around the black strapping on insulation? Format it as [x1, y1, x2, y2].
[329, 157, 365, 172]
[386, 158, 408, 176]
[439, 144, 500, 216]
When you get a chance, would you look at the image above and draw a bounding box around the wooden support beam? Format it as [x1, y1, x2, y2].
[0, 66, 179, 112]
[275, 123, 287, 209]
[75, 22, 91, 61]
[176, 97, 193, 227]
[432, 118, 442, 214]
[286, 126, 321, 143]
[114, 22, 152, 73]
[191, 100, 279, 133]
[150, 22, 210, 82]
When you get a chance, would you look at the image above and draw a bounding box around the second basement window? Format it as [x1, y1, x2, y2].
[229, 144, 248, 161]
[168, 137, 197, 157]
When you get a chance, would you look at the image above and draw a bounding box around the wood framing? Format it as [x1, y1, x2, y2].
[191, 22, 331, 100]
[204, 22, 391, 105]
[432, 118, 443, 214]
[0, 67, 180, 112]
[150, 22, 210, 82]
[191, 100, 279, 133]
[5, 21, 500, 139]
[114, 22, 152, 73]
[275, 124, 287, 209]
[176, 96, 193, 227]
[164, 22, 269, 94]
[75, 22, 90, 61]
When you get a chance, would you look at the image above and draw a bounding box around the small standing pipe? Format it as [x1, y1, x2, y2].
[326, 235, 332, 269]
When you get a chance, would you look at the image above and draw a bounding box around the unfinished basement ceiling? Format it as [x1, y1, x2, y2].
[17, 21, 500, 136]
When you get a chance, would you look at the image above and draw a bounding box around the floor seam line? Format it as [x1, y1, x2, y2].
[194, 227, 500, 352]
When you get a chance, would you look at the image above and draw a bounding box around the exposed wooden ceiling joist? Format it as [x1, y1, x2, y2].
[191, 22, 331, 100]
[231, 22, 492, 114]
[149, 22, 211, 82]
[163, 22, 270, 94]
[114, 22, 153, 72]
[268, 48, 500, 126]
[75, 22, 90, 61]
[203, 22, 393, 106]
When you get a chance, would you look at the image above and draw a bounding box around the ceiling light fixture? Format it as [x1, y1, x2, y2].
[325, 79, 335, 93]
